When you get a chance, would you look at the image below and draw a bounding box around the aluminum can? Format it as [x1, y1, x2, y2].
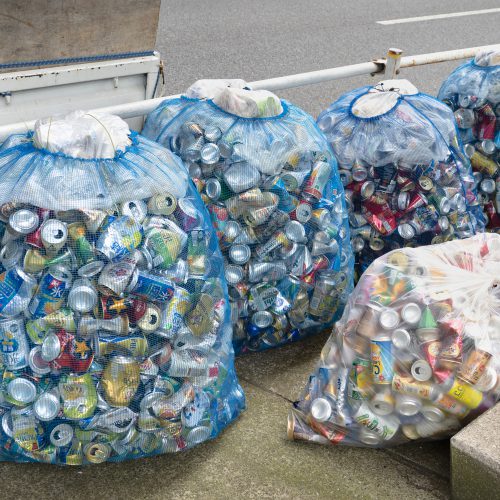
[96, 216, 143, 262]
[29, 266, 72, 319]
[102, 355, 140, 407]
[0, 316, 29, 369]
[371, 335, 394, 384]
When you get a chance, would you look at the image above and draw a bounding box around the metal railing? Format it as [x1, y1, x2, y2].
[0, 43, 499, 142]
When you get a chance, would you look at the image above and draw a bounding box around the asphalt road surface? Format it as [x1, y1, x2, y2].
[155, 0, 500, 117]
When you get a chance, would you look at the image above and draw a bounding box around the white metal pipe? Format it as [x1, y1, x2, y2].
[1, 44, 499, 142]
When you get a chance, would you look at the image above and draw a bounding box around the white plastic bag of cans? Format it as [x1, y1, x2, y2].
[143, 82, 353, 354]
[438, 48, 500, 232]
[0, 111, 245, 465]
[317, 79, 485, 278]
[289, 234, 500, 447]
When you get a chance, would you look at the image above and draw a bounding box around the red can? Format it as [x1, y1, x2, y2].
[49, 329, 94, 373]
[474, 104, 496, 141]
[363, 195, 397, 236]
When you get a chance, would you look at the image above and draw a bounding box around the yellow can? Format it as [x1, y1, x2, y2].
[446, 378, 483, 409]
[101, 355, 140, 407]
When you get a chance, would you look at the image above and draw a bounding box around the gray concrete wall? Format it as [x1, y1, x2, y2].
[0, 0, 160, 70]
[451, 403, 500, 499]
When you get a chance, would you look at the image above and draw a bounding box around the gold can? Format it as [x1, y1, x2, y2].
[101, 355, 140, 407]
[84, 442, 111, 464]
[458, 348, 492, 385]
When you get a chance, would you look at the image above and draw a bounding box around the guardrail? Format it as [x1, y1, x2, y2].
[0, 43, 499, 142]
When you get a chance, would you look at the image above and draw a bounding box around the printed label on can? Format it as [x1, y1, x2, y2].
[371, 339, 394, 384]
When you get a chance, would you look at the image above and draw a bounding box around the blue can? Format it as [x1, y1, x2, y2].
[370, 335, 394, 385]
[96, 216, 143, 262]
[264, 175, 296, 212]
[0, 267, 37, 317]
[131, 270, 175, 303]
[28, 266, 72, 319]
[0, 317, 29, 370]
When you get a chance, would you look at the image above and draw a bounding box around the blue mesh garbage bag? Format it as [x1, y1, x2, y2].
[143, 84, 354, 354]
[438, 48, 500, 232]
[0, 111, 244, 464]
[316, 79, 485, 277]
[289, 233, 500, 448]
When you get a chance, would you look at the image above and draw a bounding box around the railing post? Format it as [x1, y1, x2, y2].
[384, 48, 403, 78]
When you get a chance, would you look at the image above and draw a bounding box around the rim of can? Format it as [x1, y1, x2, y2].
[68, 283, 98, 313]
[295, 203, 312, 223]
[34, 392, 61, 421]
[9, 209, 39, 234]
[0, 240, 23, 264]
[359, 427, 381, 445]
[369, 237, 385, 251]
[310, 397, 332, 422]
[29, 346, 52, 375]
[40, 219, 67, 243]
[78, 260, 105, 278]
[1, 412, 14, 438]
[205, 178, 222, 200]
[421, 405, 445, 423]
[411, 360, 433, 381]
[379, 308, 400, 330]
[225, 265, 244, 285]
[361, 181, 375, 200]
[396, 395, 421, 416]
[200, 143, 220, 164]
[229, 244, 251, 265]
[121, 199, 147, 221]
[252, 310, 273, 328]
[50, 423, 74, 447]
[392, 328, 411, 350]
[398, 223, 416, 240]
[401, 303, 422, 325]
[7, 377, 37, 404]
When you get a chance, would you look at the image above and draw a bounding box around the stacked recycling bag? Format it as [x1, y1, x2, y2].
[317, 79, 485, 277]
[289, 233, 500, 447]
[438, 48, 500, 232]
[0, 112, 245, 465]
[143, 80, 353, 354]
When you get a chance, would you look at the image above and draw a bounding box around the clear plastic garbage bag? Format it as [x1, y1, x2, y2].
[0, 111, 244, 465]
[289, 233, 500, 448]
[143, 85, 354, 354]
[438, 49, 500, 232]
[317, 80, 486, 278]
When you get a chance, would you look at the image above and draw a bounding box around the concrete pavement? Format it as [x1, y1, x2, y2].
[0, 331, 451, 499]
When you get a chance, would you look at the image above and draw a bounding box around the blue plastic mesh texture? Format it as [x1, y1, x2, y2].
[290, 233, 500, 448]
[143, 97, 354, 355]
[438, 58, 500, 232]
[316, 86, 486, 278]
[0, 131, 244, 464]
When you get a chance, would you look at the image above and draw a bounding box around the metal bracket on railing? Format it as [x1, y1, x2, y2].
[384, 48, 403, 78]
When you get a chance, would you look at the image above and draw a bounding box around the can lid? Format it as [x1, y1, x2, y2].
[41, 332, 62, 362]
[360, 181, 376, 200]
[398, 223, 416, 240]
[252, 310, 273, 329]
[411, 360, 433, 381]
[392, 328, 411, 350]
[204, 126, 222, 143]
[379, 308, 400, 330]
[480, 178, 496, 194]
[229, 244, 251, 265]
[40, 219, 68, 245]
[205, 178, 222, 200]
[34, 392, 61, 421]
[120, 200, 147, 223]
[225, 220, 241, 241]
[310, 397, 332, 422]
[7, 377, 37, 404]
[78, 260, 105, 278]
[9, 209, 39, 235]
[369, 237, 385, 252]
[225, 265, 244, 285]
[464, 143, 475, 158]
[1, 412, 14, 438]
[200, 143, 220, 165]
[68, 281, 98, 313]
[475, 365, 498, 392]
[50, 423, 74, 447]
[481, 139, 496, 155]
[401, 303, 422, 326]
[439, 198, 451, 215]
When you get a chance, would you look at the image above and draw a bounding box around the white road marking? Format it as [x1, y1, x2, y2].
[377, 8, 500, 25]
